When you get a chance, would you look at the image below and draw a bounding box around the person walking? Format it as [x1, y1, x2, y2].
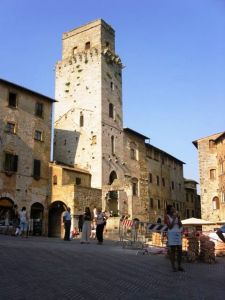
[19, 207, 28, 238]
[165, 205, 184, 272]
[80, 207, 92, 244]
[96, 208, 107, 245]
[78, 214, 83, 233]
[63, 207, 71, 241]
[13, 205, 20, 236]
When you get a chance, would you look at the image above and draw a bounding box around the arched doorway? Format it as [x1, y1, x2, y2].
[48, 201, 67, 237]
[30, 202, 44, 236]
[0, 198, 14, 225]
[108, 171, 118, 215]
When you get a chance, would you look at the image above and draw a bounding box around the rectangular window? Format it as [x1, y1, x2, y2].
[210, 169, 216, 179]
[130, 148, 136, 160]
[156, 176, 160, 186]
[33, 159, 41, 179]
[171, 181, 174, 190]
[154, 151, 159, 161]
[109, 103, 114, 118]
[8, 92, 17, 107]
[4, 153, 18, 172]
[162, 178, 165, 187]
[80, 114, 84, 127]
[149, 173, 152, 183]
[76, 177, 81, 185]
[110, 82, 114, 91]
[186, 193, 189, 202]
[209, 140, 215, 148]
[111, 136, 115, 156]
[53, 175, 57, 185]
[192, 210, 195, 217]
[186, 209, 190, 218]
[5, 122, 16, 134]
[132, 182, 138, 196]
[35, 103, 43, 118]
[221, 192, 225, 203]
[150, 198, 154, 209]
[157, 199, 161, 209]
[85, 41, 90, 50]
[34, 130, 42, 141]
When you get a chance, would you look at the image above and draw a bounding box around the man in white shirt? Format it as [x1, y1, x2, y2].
[63, 207, 71, 241]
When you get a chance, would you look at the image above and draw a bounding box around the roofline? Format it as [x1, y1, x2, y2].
[145, 143, 185, 165]
[192, 131, 225, 148]
[50, 162, 91, 175]
[0, 78, 57, 103]
[123, 128, 149, 140]
[63, 19, 114, 40]
[184, 178, 198, 184]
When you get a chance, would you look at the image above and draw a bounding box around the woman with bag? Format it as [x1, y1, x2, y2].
[80, 207, 92, 244]
[165, 205, 184, 272]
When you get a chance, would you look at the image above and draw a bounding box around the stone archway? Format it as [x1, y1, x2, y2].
[0, 197, 15, 224]
[48, 201, 67, 237]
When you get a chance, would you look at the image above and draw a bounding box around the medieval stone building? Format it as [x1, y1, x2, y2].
[0, 19, 202, 237]
[53, 19, 187, 223]
[0, 78, 55, 235]
[184, 179, 201, 219]
[193, 132, 225, 222]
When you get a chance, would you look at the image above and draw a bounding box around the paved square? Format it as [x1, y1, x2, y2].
[0, 235, 224, 300]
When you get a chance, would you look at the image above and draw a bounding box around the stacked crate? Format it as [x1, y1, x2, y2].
[199, 236, 215, 263]
[214, 241, 225, 257]
[152, 232, 163, 247]
[182, 234, 199, 262]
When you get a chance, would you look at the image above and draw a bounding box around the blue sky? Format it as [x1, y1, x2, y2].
[1, 0, 225, 184]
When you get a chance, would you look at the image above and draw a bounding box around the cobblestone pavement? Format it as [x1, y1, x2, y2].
[0, 235, 224, 300]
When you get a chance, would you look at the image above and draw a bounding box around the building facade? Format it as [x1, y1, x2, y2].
[193, 132, 225, 222]
[184, 179, 201, 218]
[53, 19, 187, 223]
[0, 79, 54, 235]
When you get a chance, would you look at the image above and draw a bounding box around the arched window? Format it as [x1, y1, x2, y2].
[109, 103, 114, 118]
[212, 197, 220, 210]
[132, 178, 138, 196]
[80, 113, 84, 127]
[111, 136, 115, 155]
[109, 171, 117, 185]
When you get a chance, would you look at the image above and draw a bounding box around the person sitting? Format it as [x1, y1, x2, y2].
[216, 224, 225, 243]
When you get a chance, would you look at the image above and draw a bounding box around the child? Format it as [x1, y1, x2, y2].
[72, 227, 79, 239]
[90, 221, 96, 239]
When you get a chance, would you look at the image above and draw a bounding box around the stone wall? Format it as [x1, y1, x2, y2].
[0, 80, 53, 235]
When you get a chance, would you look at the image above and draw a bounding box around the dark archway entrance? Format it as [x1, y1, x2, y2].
[108, 191, 118, 216]
[31, 202, 44, 235]
[0, 198, 14, 225]
[108, 171, 118, 215]
[48, 201, 67, 237]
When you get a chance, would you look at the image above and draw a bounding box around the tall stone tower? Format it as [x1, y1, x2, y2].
[54, 19, 124, 193]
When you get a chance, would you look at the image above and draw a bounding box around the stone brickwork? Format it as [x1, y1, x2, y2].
[54, 19, 123, 190]
[146, 143, 185, 221]
[194, 132, 225, 222]
[0, 79, 54, 235]
[49, 163, 101, 214]
[53, 19, 187, 222]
